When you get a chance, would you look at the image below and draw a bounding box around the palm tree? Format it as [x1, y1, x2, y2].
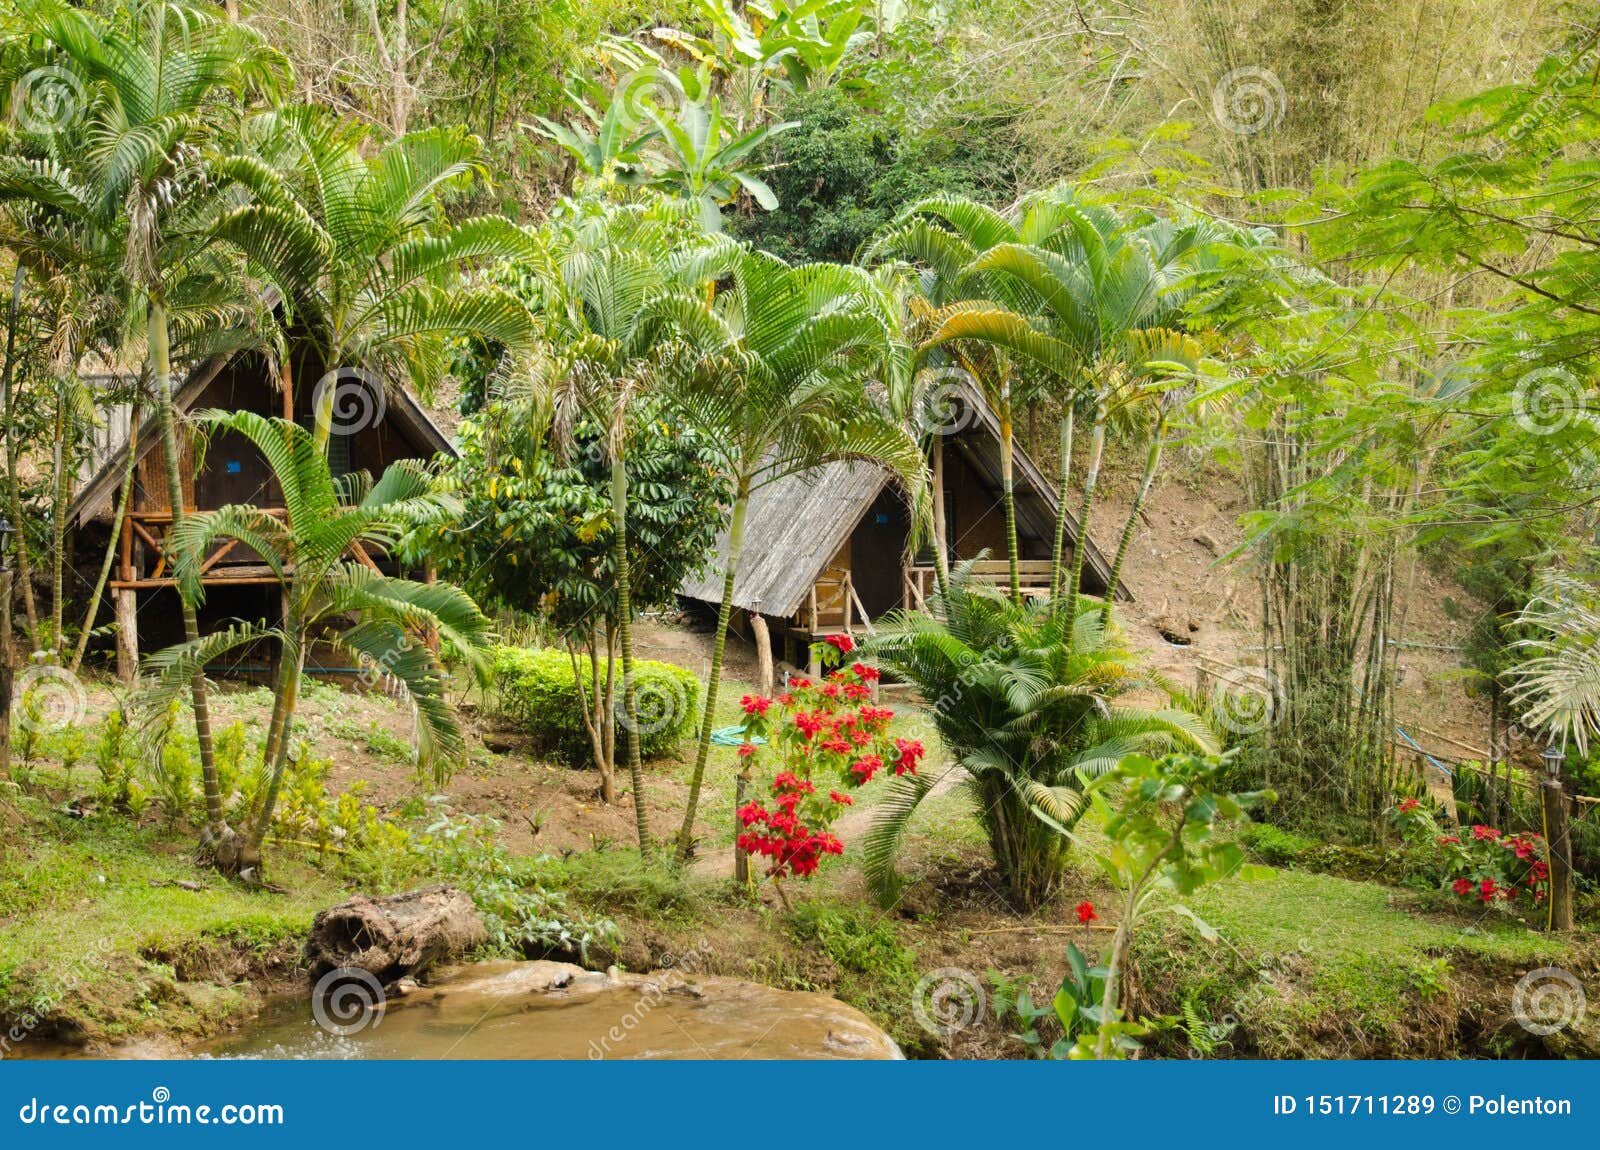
[511, 195, 711, 848]
[1508, 571, 1600, 754]
[6, 0, 288, 868]
[207, 106, 538, 455]
[865, 192, 1092, 604]
[864, 569, 1219, 909]
[148, 410, 493, 877]
[654, 242, 929, 860]
[913, 198, 1235, 626]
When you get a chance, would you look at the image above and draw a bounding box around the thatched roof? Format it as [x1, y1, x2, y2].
[680, 399, 1129, 618]
[69, 356, 455, 527]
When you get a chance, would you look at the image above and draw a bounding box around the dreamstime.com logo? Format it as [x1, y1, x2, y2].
[1511, 366, 1589, 436]
[10, 66, 85, 135]
[1512, 967, 1587, 1037]
[11, 662, 89, 734]
[614, 669, 695, 738]
[16, 1088, 284, 1127]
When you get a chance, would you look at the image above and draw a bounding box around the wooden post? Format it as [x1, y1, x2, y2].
[750, 605, 774, 697]
[114, 589, 138, 684]
[1542, 776, 1575, 931]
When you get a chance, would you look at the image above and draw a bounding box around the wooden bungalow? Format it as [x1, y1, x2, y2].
[69, 354, 454, 680]
[679, 394, 1131, 670]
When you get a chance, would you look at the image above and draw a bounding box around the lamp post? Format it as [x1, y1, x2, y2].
[1539, 743, 1574, 931]
[0, 514, 13, 777]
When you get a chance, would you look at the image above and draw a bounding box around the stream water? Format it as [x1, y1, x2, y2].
[199, 961, 901, 1061]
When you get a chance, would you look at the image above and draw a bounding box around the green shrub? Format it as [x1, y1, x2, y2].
[1240, 823, 1319, 865]
[487, 646, 700, 767]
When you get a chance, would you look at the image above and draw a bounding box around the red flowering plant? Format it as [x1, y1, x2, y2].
[1388, 799, 1549, 911]
[733, 636, 918, 885]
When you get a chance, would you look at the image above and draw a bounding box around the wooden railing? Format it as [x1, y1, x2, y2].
[110, 508, 389, 590]
[904, 559, 1056, 608]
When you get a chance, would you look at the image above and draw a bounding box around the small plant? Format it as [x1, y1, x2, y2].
[1007, 943, 1139, 1059]
[1388, 800, 1549, 911]
[1060, 751, 1273, 1058]
[146, 705, 198, 828]
[93, 708, 136, 810]
[56, 729, 85, 794]
[734, 637, 915, 894]
[1407, 957, 1453, 1002]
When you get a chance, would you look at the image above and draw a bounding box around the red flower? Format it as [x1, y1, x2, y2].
[1451, 878, 1474, 896]
[820, 683, 842, 700]
[821, 737, 853, 755]
[794, 712, 826, 739]
[850, 755, 882, 784]
[893, 737, 925, 775]
[775, 692, 795, 706]
[737, 802, 769, 828]
[1531, 860, 1550, 881]
[740, 694, 772, 716]
[844, 682, 872, 701]
[851, 662, 881, 682]
[1075, 901, 1098, 924]
[1396, 798, 1419, 813]
[737, 741, 757, 758]
[1435, 835, 1461, 845]
[1471, 825, 1501, 841]
[825, 634, 855, 654]
[1479, 878, 1499, 902]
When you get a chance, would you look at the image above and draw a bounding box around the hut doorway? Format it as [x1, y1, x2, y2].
[849, 489, 909, 619]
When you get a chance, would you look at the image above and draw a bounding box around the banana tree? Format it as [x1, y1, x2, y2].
[652, 242, 928, 860]
[643, 98, 797, 231]
[149, 410, 493, 877]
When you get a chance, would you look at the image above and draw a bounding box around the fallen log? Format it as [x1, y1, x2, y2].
[306, 884, 486, 983]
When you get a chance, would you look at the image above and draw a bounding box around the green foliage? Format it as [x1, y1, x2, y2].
[488, 645, 701, 766]
[729, 85, 1016, 263]
[865, 573, 1219, 908]
[1003, 942, 1143, 1059]
[418, 409, 726, 633]
[1239, 822, 1318, 866]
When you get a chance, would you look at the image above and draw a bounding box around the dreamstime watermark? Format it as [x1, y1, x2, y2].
[11, 66, 85, 135]
[311, 366, 387, 437]
[1209, 665, 1283, 736]
[614, 65, 683, 130]
[1511, 966, 1587, 1037]
[587, 938, 714, 1059]
[911, 966, 987, 1038]
[310, 967, 386, 1036]
[0, 937, 113, 1056]
[11, 661, 89, 734]
[1212, 66, 1286, 136]
[16, 1088, 283, 1127]
[614, 668, 694, 737]
[914, 366, 982, 438]
[1511, 366, 1589, 436]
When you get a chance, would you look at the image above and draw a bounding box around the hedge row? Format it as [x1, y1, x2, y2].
[488, 646, 701, 767]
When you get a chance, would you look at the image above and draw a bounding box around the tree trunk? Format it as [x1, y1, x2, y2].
[246, 629, 307, 867]
[114, 589, 138, 684]
[151, 301, 229, 863]
[72, 403, 141, 673]
[50, 377, 68, 655]
[1542, 777, 1575, 931]
[1, 268, 39, 644]
[1050, 407, 1075, 603]
[0, 569, 11, 777]
[1101, 415, 1166, 627]
[306, 884, 486, 982]
[930, 433, 950, 601]
[677, 485, 749, 861]
[611, 448, 649, 849]
[1064, 402, 1107, 635]
[999, 408, 1021, 605]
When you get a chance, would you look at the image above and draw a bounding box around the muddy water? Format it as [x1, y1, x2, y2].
[203, 961, 901, 1060]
